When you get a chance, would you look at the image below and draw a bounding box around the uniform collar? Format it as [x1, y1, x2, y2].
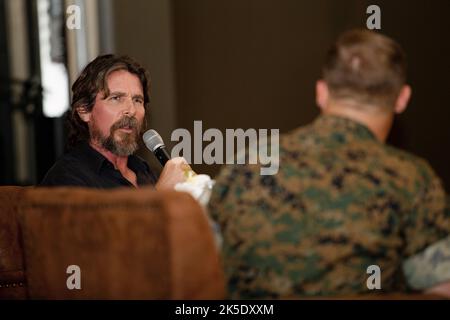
[312, 114, 377, 142]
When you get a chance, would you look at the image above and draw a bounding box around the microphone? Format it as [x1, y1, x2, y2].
[142, 129, 171, 166]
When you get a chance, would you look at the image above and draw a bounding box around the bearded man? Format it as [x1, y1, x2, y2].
[40, 54, 187, 190]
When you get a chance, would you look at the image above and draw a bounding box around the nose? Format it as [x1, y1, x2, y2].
[123, 97, 136, 117]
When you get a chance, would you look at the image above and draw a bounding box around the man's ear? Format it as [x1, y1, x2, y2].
[394, 85, 412, 114]
[316, 80, 329, 111]
[76, 106, 91, 123]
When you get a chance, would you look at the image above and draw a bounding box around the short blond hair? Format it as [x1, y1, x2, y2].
[323, 29, 407, 109]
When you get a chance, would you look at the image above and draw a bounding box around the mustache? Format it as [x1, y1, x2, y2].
[111, 116, 140, 132]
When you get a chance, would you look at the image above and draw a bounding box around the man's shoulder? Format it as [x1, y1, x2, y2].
[280, 122, 316, 146]
[53, 147, 94, 169]
[382, 144, 441, 183]
[39, 152, 92, 187]
[285, 122, 439, 181]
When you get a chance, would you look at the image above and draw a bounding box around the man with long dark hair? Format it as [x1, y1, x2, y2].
[40, 54, 187, 189]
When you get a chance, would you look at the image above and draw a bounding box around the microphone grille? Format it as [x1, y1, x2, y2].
[142, 129, 165, 152]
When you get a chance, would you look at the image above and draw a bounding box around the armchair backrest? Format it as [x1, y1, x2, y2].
[0, 186, 225, 299]
[0, 186, 27, 299]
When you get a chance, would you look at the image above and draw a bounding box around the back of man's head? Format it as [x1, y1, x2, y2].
[323, 29, 407, 110]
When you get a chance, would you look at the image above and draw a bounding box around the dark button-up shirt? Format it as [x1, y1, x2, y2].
[40, 142, 157, 188]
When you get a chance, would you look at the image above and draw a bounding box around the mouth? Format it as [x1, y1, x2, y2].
[118, 127, 134, 133]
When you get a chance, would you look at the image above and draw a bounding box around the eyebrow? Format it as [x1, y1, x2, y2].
[132, 94, 145, 101]
[106, 91, 126, 98]
[106, 91, 144, 101]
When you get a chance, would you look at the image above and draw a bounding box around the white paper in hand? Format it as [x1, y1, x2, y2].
[174, 174, 215, 206]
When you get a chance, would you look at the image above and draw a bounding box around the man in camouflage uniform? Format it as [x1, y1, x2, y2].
[208, 29, 450, 298]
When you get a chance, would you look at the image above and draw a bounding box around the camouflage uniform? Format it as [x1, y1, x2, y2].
[208, 115, 450, 299]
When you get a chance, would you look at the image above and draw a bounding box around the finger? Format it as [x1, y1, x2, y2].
[171, 157, 188, 165]
[181, 163, 192, 171]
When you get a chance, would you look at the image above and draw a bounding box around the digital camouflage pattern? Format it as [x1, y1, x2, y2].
[402, 199, 450, 290]
[208, 115, 450, 299]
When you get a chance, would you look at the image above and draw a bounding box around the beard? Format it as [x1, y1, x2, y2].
[90, 116, 142, 157]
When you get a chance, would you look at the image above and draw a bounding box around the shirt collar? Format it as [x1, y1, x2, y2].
[312, 114, 377, 143]
[71, 141, 148, 174]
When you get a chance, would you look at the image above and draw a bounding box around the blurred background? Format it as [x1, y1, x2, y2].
[0, 0, 449, 189]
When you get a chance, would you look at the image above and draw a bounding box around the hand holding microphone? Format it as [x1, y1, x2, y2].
[143, 129, 215, 205]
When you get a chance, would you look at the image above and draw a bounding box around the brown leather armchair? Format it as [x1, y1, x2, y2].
[0, 186, 225, 299]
